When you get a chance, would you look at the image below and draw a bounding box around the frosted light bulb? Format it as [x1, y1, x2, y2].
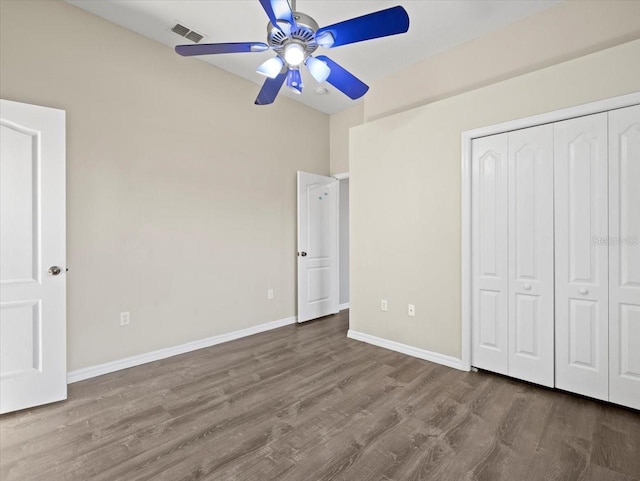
[284, 43, 305, 66]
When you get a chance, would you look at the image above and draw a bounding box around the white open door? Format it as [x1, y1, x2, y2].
[297, 171, 339, 323]
[1, 99, 66, 414]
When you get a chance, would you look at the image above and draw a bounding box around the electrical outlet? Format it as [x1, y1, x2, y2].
[120, 311, 130, 326]
[408, 304, 416, 317]
[381, 299, 388, 311]
[267, 289, 274, 300]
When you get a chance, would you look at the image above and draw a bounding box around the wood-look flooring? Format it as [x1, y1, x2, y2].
[1, 311, 639, 481]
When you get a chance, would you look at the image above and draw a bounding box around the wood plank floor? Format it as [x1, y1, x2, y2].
[1, 311, 639, 481]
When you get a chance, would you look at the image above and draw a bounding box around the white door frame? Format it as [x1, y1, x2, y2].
[333, 172, 349, 311]
[460, 91, 640, 371]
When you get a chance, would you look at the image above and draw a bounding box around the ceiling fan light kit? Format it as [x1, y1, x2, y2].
[175, 0, 410, 105]
[305, 56, 330, 83]
[256, 56, 284, 78]
[283, 42, 305, 66]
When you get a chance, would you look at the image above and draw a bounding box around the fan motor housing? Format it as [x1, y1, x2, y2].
[267, 12, 319, 57]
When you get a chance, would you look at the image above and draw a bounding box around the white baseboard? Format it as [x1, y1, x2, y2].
[347, 329, 467, 372]
[339, 303, 350, 311]
[67, 316, 297, 384]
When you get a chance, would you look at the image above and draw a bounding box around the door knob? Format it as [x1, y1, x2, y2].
[299, 252, 307, 257]
[578, 288, 588, 295]
[523, 284, 532, 291]
[48, 266, 62, 276]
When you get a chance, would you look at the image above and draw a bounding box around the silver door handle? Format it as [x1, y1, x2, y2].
[48, 266, 62, 276]
[523, 284, 532, 291]
[578, 288, 588, 295]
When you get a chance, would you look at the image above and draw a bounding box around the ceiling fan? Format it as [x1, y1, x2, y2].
[175, 0, 410, 105]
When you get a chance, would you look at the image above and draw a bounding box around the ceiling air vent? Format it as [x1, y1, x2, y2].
[171, 23, 204, 43]
[185, 30, 204, 43]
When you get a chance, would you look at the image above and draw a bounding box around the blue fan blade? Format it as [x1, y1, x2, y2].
[316, 6, 409, 48]
[176, 42, 269, 56]
[255, 71, 288, 105]
[315, 56, 368, 100]
[259, 0, 295, 32]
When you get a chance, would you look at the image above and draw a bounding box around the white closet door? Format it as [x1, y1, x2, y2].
[507, 125, 555, 387]
[554, 113, 609, 401]
[472, 133, 509, 374]
[608, 104, 640, 410]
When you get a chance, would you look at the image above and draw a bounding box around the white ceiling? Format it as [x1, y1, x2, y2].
[66, 0, 559, 114]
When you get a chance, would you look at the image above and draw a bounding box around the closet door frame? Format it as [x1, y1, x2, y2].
[461, 91, 640, 372]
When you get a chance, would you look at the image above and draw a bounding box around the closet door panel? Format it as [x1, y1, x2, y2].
[554, 113, 609, 401]
[609, 104, 640, 410]
[507, 124, 555, 387]
[472, 134, 509, 374]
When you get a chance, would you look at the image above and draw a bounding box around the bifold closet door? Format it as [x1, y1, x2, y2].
[471, 133, 509, 375]
[554, 112, 609, 401]
[507, 125, 555, 387]
[608, 104, 640, 410]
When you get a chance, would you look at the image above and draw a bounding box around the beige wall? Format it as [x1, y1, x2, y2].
[350, 40, 640, 358]
[366, 1, 640, 121]
[0, 0, 329, 371]
[329, 103, 364, 175]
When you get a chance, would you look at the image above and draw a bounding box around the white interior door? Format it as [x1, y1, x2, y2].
[507, 124, 555, 387]
[554, 112, 609, 401]
[0, 99, 66, 414]
[471, 133, 509, 375]
[608, 104, 640, 410]
[297, 171, 339, 323]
